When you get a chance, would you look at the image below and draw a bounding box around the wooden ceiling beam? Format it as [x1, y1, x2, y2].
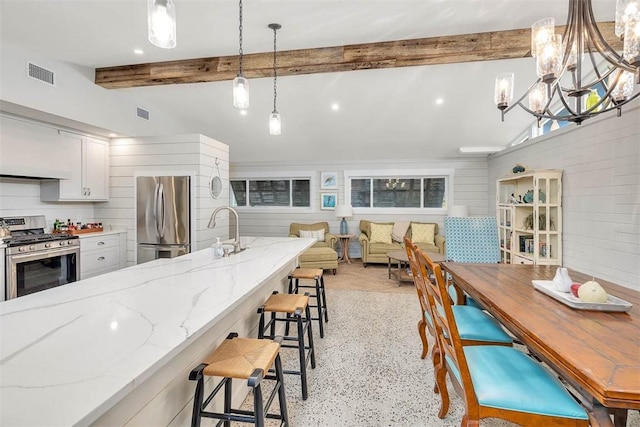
[95, 22, 621, 89]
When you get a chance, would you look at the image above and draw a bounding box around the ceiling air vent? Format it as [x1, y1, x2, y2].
[27, 62, 55, 85]
[136, 107, 150, 120]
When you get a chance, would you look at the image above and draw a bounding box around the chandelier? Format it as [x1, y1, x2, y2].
[269, 23, 282, 135]
[494, 0, 640, 125]
[232, 0, 249, 109]
[386, 179, 406, 190]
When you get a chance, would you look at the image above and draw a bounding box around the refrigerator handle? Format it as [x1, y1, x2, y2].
[153, 182, 160, 238]
[156, 183, 165, 238]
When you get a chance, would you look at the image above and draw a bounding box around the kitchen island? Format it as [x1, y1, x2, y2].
[0, 236, 315, 426]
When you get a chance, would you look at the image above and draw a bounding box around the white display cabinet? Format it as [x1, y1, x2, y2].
[496, 169, 562, 265]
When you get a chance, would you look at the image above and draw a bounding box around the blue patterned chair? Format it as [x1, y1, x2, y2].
[444, 217, 500, 308]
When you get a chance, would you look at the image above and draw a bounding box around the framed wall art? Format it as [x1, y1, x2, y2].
[321, 193, 337, 210]
[320, 172, 338, 190]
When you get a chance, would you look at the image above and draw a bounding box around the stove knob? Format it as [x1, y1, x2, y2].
[59, 241, 66, 246]
[18, 246, 27, 252]
[29, 245, 36, 250]
[67, 240, 75, 246]
[45, 243, 52, 248]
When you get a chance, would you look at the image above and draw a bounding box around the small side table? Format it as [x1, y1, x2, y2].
[335, 234, 355, 264]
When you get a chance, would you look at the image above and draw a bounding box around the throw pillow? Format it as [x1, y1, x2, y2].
[391, 221, 411, 242]
[411, 223, 436, 245]
[300, 229, 325, 242]
[369, 223, 393, 244]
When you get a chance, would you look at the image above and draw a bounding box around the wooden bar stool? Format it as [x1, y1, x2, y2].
[189, 332, 289, 427]
[257, 291, 316, 400]
[287, 268, 328, 338]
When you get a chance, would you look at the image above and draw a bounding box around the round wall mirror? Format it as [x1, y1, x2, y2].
[210, 176, 223, 199]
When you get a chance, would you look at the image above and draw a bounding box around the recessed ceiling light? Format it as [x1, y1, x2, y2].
[133, 49, 144, 55]
[240, 109, 247, 116]
[435, 98, 444, 105]
[331, 103, 340, 111]
[459, 146, 504, 154]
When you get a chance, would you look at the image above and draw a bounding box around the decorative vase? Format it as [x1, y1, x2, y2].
[340, 218, 348, 235]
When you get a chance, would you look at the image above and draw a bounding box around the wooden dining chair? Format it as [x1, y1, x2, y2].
[404, 238, 512, 365]
[418, 249, 591, 427]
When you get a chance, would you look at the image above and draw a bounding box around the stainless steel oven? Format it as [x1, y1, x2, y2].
[2, 216, 80, 301]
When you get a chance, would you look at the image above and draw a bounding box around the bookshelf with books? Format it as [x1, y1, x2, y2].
[496, 169, 562, 265]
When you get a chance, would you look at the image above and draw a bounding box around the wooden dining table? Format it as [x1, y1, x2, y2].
[441, 262, 640, 427]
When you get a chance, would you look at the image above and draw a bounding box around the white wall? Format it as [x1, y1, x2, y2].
[0, 42, 189, 137]
[95, 134, 230, 266]
[231, 157, 489, 258]
[488, 106, 640, 289]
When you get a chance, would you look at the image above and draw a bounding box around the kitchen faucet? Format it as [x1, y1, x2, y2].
[207, 206, 243, 253]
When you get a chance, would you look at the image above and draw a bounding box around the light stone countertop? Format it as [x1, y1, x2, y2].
[75, 228, 127, 238]
[0, 236, 314, 426]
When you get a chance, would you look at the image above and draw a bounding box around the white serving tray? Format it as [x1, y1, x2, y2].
[531, 280, 633, 312]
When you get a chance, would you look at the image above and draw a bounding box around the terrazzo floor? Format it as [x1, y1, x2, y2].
[228, 265, 640, 426]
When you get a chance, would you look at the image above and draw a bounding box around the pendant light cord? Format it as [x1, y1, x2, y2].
[238, 0, 243, 75]
[272, 25, 278, 113]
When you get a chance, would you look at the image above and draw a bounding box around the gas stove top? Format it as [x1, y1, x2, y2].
[4, 233, 78, 247]
[0, 215, 79, 253]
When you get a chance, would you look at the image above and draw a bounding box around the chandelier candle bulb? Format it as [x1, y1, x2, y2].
[531, 17, 556, 56]
[494, 73, 514, 109]
[536, 34, 563, 83]
[615, 0, 640, 37]
[610, 70, 636, 101]
[528, 82, 549, 113]
[624, 16, 640, 66]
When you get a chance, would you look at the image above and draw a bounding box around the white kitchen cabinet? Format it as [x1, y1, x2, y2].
[496, 169, 563, 265]
[41, 132, 109, 201]
[80, 231, 126, 279]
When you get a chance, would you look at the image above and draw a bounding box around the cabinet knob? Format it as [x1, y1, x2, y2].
[97, 256, 105, 261]
[97, 241, 105, 245]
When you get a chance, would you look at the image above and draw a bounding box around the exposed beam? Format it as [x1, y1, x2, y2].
[95, 22, 621, 89]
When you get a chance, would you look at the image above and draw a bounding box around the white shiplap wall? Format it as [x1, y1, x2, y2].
[231, 158, 489, 259]
[95, 134, 230, 266]
[488, 106, 640, 289]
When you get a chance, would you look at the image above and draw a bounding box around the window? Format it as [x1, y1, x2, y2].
[231, 178, 310, 208]
[346, 169, 452, 212]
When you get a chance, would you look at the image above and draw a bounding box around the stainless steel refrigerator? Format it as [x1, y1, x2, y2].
[136, 175, 191, 264]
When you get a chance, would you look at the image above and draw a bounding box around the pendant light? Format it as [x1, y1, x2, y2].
[147, 0, 176, 49]
[232, 0, 249, 109]
[268, 23, 282, 135]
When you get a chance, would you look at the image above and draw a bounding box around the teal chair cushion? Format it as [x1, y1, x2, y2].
[426, 306, 512, 344]
[452, 305, 512, 344]
[446, 346, 588, 420]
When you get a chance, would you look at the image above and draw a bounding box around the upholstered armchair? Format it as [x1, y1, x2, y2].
[289, 222, 338, 274]
[289, 222, 337, 250]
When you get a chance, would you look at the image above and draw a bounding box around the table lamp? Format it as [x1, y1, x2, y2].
[335, 204, 353, 235]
